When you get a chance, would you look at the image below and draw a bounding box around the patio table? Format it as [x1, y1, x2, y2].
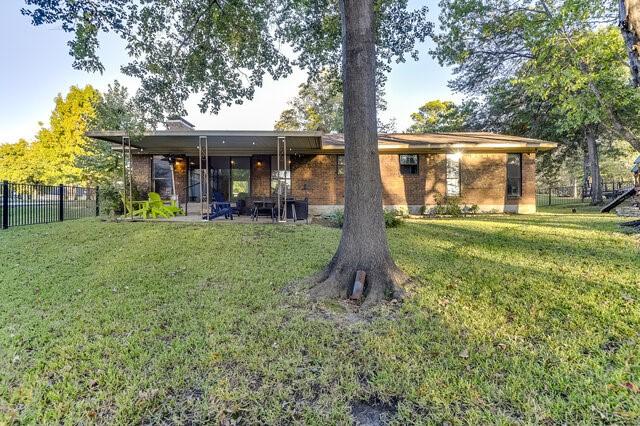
[251, 200, 275, 222]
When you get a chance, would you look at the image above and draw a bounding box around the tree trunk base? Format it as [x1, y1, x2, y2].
[309, 256, 408, 308]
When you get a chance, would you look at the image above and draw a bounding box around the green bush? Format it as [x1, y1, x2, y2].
[325, 209, 403, 228]
[466, 204, 480, 215]
[384, 209, 404, 227]
[430, 194, 463, 217]
[326, 209, 345, 228]
[99, 184, 123, 216]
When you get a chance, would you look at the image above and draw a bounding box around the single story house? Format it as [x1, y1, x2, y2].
[88, 117, 557, 216]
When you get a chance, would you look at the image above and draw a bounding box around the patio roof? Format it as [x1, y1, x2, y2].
[87, 130, 324, 155]
[87, 130, 557, 155]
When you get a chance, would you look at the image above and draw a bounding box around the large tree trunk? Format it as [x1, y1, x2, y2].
[620, 0, 640, 88]
[310, 0, 407, 306]
[585, 126, 603, 205]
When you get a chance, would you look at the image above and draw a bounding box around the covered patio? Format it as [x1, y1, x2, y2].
[88, 127, 322, 223]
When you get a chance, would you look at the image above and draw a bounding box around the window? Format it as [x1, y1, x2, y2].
[506, 153, 522, 197]
[153, 155, 173, 198]
[446, 153, 461, 197]
[230, 157, 250, 201]
[271, 155, 291, 196]
[399, 154, 419, 175]
[337, 155, 345, 175]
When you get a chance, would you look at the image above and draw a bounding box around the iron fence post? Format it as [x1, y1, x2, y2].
[2, 181, 8, 229]
[548, 187, 552, 206]
[58, 184, 64, 222]
[95, 186, 100, 216]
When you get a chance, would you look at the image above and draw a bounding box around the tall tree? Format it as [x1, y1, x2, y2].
[0, 140, 35, 183]
[81, 81, 149, 185]
[22, 0, 430, 305]
[619, 0, 640, 87]
[406, 99, 473, 133]
[433, 0, 640, 153]
[28, 85, 101, 185]
[274, 72, 344, 133]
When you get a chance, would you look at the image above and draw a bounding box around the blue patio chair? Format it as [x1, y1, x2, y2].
[204, 191, 233, 220]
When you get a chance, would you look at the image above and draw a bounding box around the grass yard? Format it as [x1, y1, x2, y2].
[1, 207, 639, 424]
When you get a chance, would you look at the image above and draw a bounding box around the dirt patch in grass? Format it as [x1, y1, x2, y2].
[351, 398, 398, 425]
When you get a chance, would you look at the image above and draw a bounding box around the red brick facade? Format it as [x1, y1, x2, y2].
[131, 151, 537, 214]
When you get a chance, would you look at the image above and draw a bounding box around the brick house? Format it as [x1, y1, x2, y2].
[88, 119, 556, 215]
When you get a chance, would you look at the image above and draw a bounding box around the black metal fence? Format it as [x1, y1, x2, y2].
[1, 181, 98, 229]
[536, 181, 634, 207]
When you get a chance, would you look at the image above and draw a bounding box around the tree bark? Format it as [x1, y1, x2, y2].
[585, 126, 603, 205]
[620, 0, 640, 88]
[309, 0, 407, 306]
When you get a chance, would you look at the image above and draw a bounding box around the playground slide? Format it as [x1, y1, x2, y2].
[601, 187, 638, 213]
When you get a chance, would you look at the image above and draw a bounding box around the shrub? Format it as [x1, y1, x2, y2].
[431, 194, 464, 217]
[384, 209, 404, 227]
[99, 183, 123, 216]
[326, 209, 345, 228]
[467, 204, 480, 215]
[325, 209, 403, 228]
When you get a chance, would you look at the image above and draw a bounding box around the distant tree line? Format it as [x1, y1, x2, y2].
[0, 81, 146, 186]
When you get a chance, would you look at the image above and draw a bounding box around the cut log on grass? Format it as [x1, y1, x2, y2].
[350, 270, 366, 300]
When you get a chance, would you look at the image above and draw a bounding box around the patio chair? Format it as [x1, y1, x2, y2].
[121, 193, 150, 219]
[147, 192, 174, 218]
[292, 198, 309, 223]
[148, 192, 183, 216]
[205, 191, 233, 220]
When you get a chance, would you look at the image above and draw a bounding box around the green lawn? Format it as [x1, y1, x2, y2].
[1, 208, 639, 424]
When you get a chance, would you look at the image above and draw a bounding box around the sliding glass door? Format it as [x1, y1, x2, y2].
[187, 156, 250, 202]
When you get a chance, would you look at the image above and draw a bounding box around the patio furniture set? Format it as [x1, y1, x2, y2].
[205, 192, 309, 223]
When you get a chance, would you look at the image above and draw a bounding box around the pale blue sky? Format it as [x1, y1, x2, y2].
[0, 0, 458, 143]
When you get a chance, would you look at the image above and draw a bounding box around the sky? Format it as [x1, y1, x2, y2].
[0, 0, 459, 144]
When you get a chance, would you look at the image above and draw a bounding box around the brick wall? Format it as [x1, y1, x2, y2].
[174, 157, 188, 204]
[459, 152, 536, 211]
[131, 151, 538, 213]
[251, 155, 271, 198]
[291, 152, 536, 214]
[131, 155, 152, 197]
[291, 155, 345, 204]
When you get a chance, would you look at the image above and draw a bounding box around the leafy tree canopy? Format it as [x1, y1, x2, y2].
[29, 85, 101, 184]
[274, 72, 344, 133]
[0, 83, 146, 185]
[406, 99, 475, 133]
[22, 0, 431, 119]
[433, 0, 640, 152]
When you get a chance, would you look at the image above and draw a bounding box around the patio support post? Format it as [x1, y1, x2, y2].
[198, 136, 209, 219]
[205, 138, 210, 214]
[277, 136, 280, 221]
[121, 136, 132, 219]
[127, 136, 133, 211]
[198, 137, 203, 218]
[283, 136, 287, 221]
[121, 136, 127, 218]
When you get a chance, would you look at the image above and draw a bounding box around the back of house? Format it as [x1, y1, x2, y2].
[88, 127, 557, 215]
